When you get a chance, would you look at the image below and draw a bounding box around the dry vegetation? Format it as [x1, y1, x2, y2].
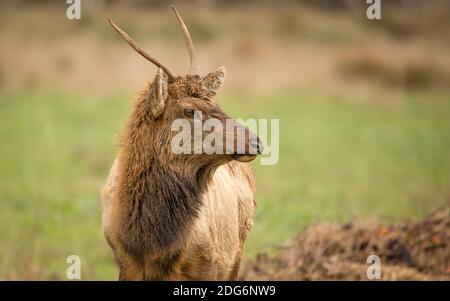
[1, 3, 450, 98]
[242, 208, 450, 280]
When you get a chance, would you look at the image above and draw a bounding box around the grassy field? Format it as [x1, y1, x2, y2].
[0, 88, 449, 280]
[1, 2, 450, 280]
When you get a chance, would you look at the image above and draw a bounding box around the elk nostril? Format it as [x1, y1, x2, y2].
[256, 141, 264, 154]
[250, 139, 258, 149]
[250, 138, 263, 154]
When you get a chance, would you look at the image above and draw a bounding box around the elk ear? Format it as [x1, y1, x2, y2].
[147, 68, 169, 119]
[202, 66, 226, 98]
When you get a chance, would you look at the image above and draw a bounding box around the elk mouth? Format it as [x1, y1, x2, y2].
[231, 154, 257, 162]
[231, 136, 264, 162]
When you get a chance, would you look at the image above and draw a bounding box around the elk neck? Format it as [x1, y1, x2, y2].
[115, 92, 217, 258]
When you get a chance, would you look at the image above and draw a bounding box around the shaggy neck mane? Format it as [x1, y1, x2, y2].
[115, 91, 214, 258]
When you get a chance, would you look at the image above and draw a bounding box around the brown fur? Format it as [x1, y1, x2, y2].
[102, 73, 259, 280]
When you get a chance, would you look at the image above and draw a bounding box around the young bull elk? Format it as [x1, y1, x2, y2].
[101, 6, 263, 280]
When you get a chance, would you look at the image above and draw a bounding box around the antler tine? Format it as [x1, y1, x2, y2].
[107, 18, 175, 81]
[170, 5, 198, 75]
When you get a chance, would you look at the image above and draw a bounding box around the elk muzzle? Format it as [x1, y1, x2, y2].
[228, 122, 264, 163]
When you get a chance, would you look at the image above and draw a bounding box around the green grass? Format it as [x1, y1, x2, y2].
[0, 89, 449, 279]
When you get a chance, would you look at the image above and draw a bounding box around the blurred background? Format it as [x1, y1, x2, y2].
[0, 0, 449, 280]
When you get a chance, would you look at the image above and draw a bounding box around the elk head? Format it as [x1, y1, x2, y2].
[108, 6, 263, 174]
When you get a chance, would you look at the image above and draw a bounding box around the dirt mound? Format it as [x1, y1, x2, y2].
[241, 208, 450, 280]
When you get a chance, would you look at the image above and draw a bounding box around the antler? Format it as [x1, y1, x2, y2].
[107, 18, 175, 81]
[170, 5, 198, 75]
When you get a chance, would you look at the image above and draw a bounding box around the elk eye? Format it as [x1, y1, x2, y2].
[183, 108, 195, 118]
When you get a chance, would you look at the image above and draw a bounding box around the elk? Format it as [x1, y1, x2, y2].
[101, 6, 262, 280]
